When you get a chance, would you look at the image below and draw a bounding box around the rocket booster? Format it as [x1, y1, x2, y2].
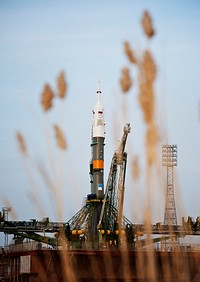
[89, 81, 105, 199]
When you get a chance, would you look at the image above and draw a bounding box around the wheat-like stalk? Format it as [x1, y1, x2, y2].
[137, 49, 158, 166]
[132, 155, 140, 179]
[145, 122, 159, 166]
[120, 67, 132, 93]
[141, 10, 155, 38]
[16, 131, 27, 155]
[143, 50, 157, 82]
[57, 71, 67, 99]
[124, 41, 137, 64]
[54, 124, 67, 150]
[40, 83, 54, 111]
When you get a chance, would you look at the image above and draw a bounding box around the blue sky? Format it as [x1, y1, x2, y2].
[0, 0, 200, 242]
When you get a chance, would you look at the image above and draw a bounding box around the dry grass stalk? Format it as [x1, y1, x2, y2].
[146, 122, 158, 166]
[16, 131, 27, 155]
[143, 50, 156, 82]
[138, 82, 154, 124]
[57, 71, 67, 99]
[138, 50, 158, 166]
[41, 83, 54, 111]
[120, 67, 132, 93]
[54, 124, 67, 150]
[141, 11, 155, 38]
[124, 41, 137, 64]
[132, 155, 140, 179]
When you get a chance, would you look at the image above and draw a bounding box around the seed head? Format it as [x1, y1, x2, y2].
[143, 50, 157, 82]
[54, 124, 67, 150]
[120, 67, 132, 93]
[141, 11, 155, 38]
[41, 84, 54, 111]
[124, 41, 137, 64]
[57, 71, 67, 99]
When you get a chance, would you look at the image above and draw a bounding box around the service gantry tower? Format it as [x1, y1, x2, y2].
[162, 144, 177, 226]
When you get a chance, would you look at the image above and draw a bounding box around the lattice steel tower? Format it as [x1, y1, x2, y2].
[162, 145, 177, 225]
[2, 207, 12, 246]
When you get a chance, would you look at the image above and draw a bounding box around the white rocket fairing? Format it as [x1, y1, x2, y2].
[92, 81, 105, 138]
[90, 81, 105, 199]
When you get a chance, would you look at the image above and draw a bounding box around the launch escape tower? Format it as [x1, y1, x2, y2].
[162, 144, 178, 226]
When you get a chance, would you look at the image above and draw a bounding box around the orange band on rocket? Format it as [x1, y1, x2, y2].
[93, 160, 104, 169]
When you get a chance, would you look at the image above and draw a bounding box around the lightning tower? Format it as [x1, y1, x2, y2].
[162, 144, 178, 225]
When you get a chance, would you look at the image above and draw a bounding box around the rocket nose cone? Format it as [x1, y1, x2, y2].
[94, 85, 104, 112]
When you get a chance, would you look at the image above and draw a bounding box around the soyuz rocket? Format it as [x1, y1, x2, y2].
[89, 81, 105, 200]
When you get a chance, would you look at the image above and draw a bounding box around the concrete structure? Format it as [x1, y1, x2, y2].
[1, 248, 200, 281]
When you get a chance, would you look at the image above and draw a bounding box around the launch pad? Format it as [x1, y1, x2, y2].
[0, 83, 200, 281]
[0, 83, 200, 252]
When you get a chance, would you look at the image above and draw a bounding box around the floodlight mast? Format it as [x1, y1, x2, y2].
[162, 145, 177, 226]
[2, 207, 12, 246]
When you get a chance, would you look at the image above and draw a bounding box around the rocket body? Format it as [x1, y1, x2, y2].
[91, 136, 104, 198]
[90, 82, 105, 199]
